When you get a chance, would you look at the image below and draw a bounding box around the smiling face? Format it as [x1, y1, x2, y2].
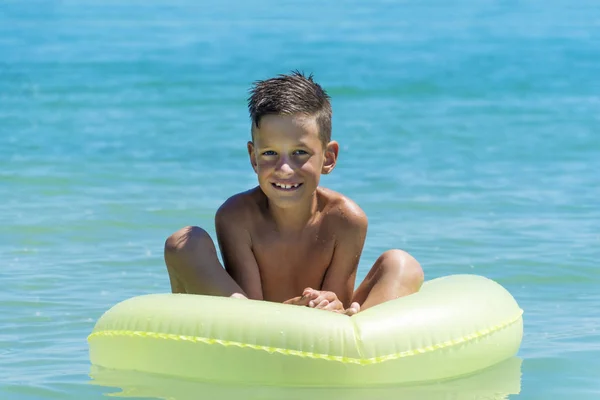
[248, 114, 338, 209]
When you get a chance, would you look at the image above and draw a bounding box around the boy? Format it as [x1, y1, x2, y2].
[164, 71, 424, 316]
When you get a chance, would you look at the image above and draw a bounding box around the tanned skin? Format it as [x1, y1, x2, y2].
[165, 113, 424, 316]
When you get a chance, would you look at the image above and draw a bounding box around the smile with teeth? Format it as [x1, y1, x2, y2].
[272, 182, 302, 190]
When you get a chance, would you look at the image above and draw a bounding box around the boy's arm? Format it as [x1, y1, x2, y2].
[215, 201, 264, 301]
[320, 204, 368, 308]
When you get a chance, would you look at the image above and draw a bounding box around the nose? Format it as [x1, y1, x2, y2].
[275, 156, 294, 177]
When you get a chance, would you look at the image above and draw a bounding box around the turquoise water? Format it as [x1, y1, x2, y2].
[2, 0, 599, 398]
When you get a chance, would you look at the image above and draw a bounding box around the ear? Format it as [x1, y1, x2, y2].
[247, 141, 258, 173]
[322, 140, 339, 175]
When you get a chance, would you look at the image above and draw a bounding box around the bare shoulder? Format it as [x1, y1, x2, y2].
[216, 187, 263, 219]
[215, 187, 265, 232]
[318, 187, 368, 232]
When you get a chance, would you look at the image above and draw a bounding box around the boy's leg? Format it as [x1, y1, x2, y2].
[351, 249, 424, 311]
[164, 226, 246, 297]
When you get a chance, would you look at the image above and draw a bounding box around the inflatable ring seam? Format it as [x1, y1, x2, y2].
[87, 309, 523, 365]
[351, 319, 366, 359]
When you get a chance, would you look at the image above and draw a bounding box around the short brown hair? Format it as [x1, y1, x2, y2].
[248, 70, 332, 145]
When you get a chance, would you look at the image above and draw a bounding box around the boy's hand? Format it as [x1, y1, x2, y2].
[301, 288, 361, 316]
[283, 295, 311, 306]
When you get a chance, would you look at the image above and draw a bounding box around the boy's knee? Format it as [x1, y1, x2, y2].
[377, 249, 413, 267]
[379, 249, 424, 286]
[165, 226, 213, 255]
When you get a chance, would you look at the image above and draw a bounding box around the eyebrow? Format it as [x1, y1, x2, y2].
[256, 140, 311, 148]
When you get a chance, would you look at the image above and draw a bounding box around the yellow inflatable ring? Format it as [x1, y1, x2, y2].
[88, 274, 523, 386]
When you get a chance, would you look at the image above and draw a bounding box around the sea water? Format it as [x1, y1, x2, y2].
[1, 0, 599, 398]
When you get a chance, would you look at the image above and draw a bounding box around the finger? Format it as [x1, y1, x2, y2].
[344, 302, 361, 316]
[284, 296, 310, 306]
[303, 292, 319, 304]
[324, 301, 344, 312]
[322, 291, 339, 302]
[309, 294, 327, 308]
[283, 296, 298, 304]
[315, 299, 329, 309]
[299, 296, 314, 306]
[308, 292, 320, 300]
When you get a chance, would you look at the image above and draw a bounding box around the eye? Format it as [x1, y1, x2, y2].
[293, 150, 309, 156]
[262, 150, 277, 156]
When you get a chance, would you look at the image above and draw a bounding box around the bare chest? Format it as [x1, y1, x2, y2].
[252, 226, 335, 302]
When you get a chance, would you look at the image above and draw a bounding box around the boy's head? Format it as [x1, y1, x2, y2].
[246, 71, 338, 208]
[248, 70, 332, 147]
